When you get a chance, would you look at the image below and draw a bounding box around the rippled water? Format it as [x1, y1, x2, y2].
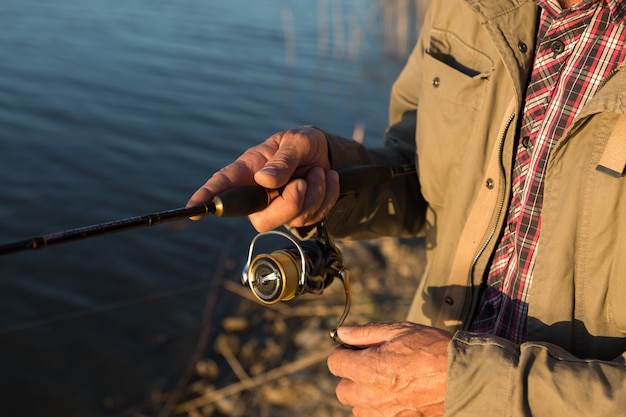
[0, 0, 407, 415]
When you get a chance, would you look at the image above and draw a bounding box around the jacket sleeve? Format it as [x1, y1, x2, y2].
[444, 331, 626, 416]
[321, 132, 426, 240]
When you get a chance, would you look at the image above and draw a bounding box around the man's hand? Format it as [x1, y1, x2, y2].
[186, 126, 339, 231]
[327, 322, 451, 417]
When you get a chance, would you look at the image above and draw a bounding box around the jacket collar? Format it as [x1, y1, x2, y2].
[463, 0, 539, 101]
[464, 0, 532, 21]
[578, 61, 626, 118]
[466, 0, 625, 22]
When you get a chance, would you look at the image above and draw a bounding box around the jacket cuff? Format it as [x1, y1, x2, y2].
[322, 130, 374, 170]
[444, 331, 517, 416]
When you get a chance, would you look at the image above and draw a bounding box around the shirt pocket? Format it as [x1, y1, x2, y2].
[416, 29, 494, 207]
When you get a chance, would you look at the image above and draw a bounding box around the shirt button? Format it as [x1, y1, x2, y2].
[550, 39, 565, 56]
[432, 77, 440, 87]
[518, 41, 528, 53]
[508, 222, 515, 233]
[521, 136, 531, 149]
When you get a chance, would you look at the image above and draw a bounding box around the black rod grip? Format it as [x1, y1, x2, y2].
[212, 186, 279, 217]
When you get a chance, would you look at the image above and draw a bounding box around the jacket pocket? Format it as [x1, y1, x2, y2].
[416, 29, 493, 207]
[424, 28, 493, 109]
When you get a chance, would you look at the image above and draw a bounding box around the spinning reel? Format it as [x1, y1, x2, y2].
[242, 222, 351, 343]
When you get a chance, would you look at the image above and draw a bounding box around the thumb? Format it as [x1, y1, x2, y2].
[254, 165, 292, 190]
[254, 146, 302, 190]
[337, 322, 413, 348]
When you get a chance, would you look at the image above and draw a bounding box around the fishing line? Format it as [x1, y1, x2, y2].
[0, 164, 419, 415]
[0, 281, 213, 335]
[0, 165, 418, 337]
[157, 235, 236, 417]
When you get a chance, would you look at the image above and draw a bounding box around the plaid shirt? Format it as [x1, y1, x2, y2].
[469, 0, 626, 343]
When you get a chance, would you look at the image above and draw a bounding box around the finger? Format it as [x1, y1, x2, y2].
[285, 168, 340, 228]
[186, 172, 237, 208]
[335, 378, 392, 413]
[254, 158, 295, 191]
[327, 347, 382, 385]
[351, 406, 376, 417]
[307, 169, 340, 224]
[285, 167, 327, 227]
[337, 322, 417, 348]
[335, 378, 356, 406]
[185, 131, 289, 211]
[248, 178, 307, 232]
[186, 160, 258, 219]
[255, 128, 328, 188]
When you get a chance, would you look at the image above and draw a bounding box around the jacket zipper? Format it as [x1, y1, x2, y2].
[596, 66, 620, 92]
[462, 111, 516, 328]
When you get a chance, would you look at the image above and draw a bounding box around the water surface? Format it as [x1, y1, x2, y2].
[0, 1, 406, 415]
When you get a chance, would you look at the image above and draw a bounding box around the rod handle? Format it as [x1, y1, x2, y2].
[212, 186, 281, 217]
[211, 165, 416, 217]
[338, 165, 392, 193]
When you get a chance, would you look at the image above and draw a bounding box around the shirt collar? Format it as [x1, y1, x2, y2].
[534, 0, 626, 22]
[608, 0, 626, 22]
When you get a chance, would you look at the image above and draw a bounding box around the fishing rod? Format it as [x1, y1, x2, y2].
[0, 164, 416, 256]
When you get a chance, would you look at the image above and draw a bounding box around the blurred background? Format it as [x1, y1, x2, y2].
[0, 0, 427, 416]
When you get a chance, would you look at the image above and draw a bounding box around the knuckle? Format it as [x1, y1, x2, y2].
[287, 218, 308, 228]
[352, 407, 367, 417]
[335, 379, 352, 405]
[248, 216, 274, 233]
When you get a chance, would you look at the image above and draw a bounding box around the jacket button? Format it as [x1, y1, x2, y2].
[485, 178, 495, 189]
[518, 41, 528, 53]
[432, 77, 440, 87]
[444, 296, 454, 305]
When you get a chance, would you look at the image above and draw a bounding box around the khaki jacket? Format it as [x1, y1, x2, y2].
[323, 0, 626, 415]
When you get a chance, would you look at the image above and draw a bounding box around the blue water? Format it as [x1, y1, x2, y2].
[0, 0, 407, 415]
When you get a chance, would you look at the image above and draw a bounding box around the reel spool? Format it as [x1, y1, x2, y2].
[241, 225, 353, 345]
[243, 231, 306, 304]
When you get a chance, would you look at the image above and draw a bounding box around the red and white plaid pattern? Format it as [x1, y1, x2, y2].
[469, 0, 626, 343]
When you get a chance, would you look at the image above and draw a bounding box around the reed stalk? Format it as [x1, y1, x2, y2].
[378, 0, 430, 59]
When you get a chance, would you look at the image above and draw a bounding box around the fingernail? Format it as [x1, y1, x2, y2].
[295, 179, 307, 194]
[338, 326, 353, 336]
[259, 167, 279, 177]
